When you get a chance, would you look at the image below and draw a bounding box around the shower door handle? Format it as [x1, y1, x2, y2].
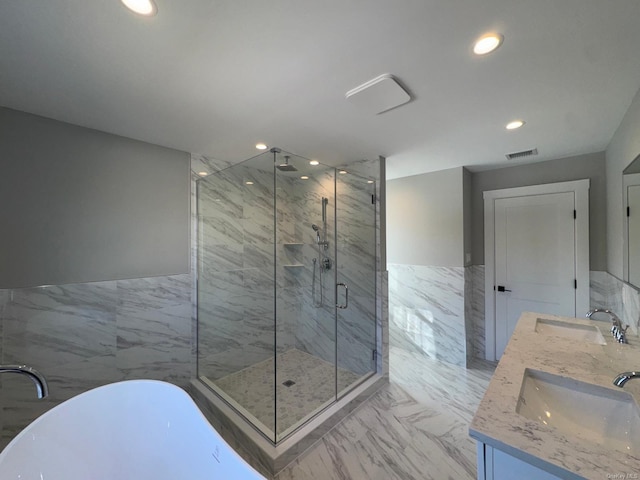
[336, 283, 349, 309]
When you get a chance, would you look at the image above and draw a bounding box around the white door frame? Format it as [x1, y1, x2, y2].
[622, 173, 640, 284]
[483, 179, 590, 361]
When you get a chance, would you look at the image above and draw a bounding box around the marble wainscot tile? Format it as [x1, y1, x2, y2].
[589, 270, 612, 309]
[389, 264, 467, 366]
[464, 266, 474, 365]
[0, 273, 195, 448]
[116, 343, 191, 387]
[587, 271, 640, 334]
[605, 272, 624, 314]
[115, 275, 192, 387]
[470, 264, 485, 360]
[3, 282, 118, 367]
[622, 281, 640, 334]
[1, 281, 119, 448]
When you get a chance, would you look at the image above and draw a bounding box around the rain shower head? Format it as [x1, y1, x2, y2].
[277, 156, 298, 172]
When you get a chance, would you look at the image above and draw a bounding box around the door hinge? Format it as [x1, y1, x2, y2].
[371, 194, 376, 205]
[628, 206, 631, 217]
[573, 209, 576, 219]
[574, 279, 577, 289]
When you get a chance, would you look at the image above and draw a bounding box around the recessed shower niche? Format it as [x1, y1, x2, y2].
[190, 148, 387, 474]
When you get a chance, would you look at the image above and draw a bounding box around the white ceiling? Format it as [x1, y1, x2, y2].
[1, 1, 640, 179]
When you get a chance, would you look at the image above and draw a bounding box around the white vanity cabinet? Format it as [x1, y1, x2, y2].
[476, 443, 564, 480]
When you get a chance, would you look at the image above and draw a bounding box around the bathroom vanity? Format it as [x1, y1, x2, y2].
[470, 312, 640, 480]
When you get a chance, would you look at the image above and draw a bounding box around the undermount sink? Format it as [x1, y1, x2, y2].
[535, 318, 606, 344]
[516, 369, 640, 454]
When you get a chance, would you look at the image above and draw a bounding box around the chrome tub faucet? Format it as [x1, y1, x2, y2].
[0, 365, 49, 399]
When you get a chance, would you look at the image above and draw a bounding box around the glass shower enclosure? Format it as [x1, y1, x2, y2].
[196, 148, 377, 443]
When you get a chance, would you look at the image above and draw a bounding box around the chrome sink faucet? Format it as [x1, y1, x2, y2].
[0, 365, 49, 399]
[586, 308, 629, 343]
[613, 371, 640, 387]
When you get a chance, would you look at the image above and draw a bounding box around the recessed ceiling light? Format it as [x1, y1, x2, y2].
[506, 120, 525, 130]
[309, 160, 319, 166]
[473, 33, 503, 55]
[121, 0, 157, 16]
[339, 170, 348, 174]
[197, 171, 208, 177]
[300, 176, 309, 180]
[256, 143, 268, 150]
[245, 181, 254, 185]
[367, 180, 374, 184]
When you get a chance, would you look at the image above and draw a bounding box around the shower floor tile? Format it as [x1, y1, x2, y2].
[212, 349, 363, 436]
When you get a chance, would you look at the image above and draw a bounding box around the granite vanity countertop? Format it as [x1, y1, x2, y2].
[470, 311, 640, 480]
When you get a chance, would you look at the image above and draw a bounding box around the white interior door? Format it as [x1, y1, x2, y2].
[628, 185, 640, 287]
[494, 192, 576, 357]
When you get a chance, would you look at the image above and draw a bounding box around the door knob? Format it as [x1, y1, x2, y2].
[497, 285, 512, 292]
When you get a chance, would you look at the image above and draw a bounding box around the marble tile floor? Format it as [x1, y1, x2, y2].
[213, 349, 362, 436]
[275, 345, 496, 480]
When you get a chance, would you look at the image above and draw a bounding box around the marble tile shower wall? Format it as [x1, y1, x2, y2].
[195, 155, 384, 382]
[335, 173, 378, 375]
[0, 274, 192, 448]
[293, 169, 379, 376]
[342, 158, 388, 377]
[293, 170, 337, 367]
[196, 164, 297, 381]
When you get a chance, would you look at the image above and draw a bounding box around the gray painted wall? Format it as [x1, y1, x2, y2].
[387, 167, 464, 267]
[470, 151, 607, 269]
[0, 107, 190, 288]
[607, 87, 640, 279]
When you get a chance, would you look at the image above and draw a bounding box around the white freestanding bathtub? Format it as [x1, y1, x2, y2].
[0, 380, 266, 479]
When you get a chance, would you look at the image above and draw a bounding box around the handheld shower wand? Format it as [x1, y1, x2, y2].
[312, 224, 321, 245]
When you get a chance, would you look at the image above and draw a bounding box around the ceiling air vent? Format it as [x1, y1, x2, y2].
[505, 148, 538, 160]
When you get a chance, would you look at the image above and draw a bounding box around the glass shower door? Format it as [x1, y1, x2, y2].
[196, 152, 277, 443]
[273, 151, 338, 441]
[335, 171, 377, 398]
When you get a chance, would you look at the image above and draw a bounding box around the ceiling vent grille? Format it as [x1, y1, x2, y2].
[505, 148, 538, 160]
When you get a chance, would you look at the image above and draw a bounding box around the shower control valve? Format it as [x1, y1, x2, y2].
[322, 258, 332, 271]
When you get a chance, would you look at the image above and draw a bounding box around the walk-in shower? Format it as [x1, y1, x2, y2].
[193, 148, 383, 456]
